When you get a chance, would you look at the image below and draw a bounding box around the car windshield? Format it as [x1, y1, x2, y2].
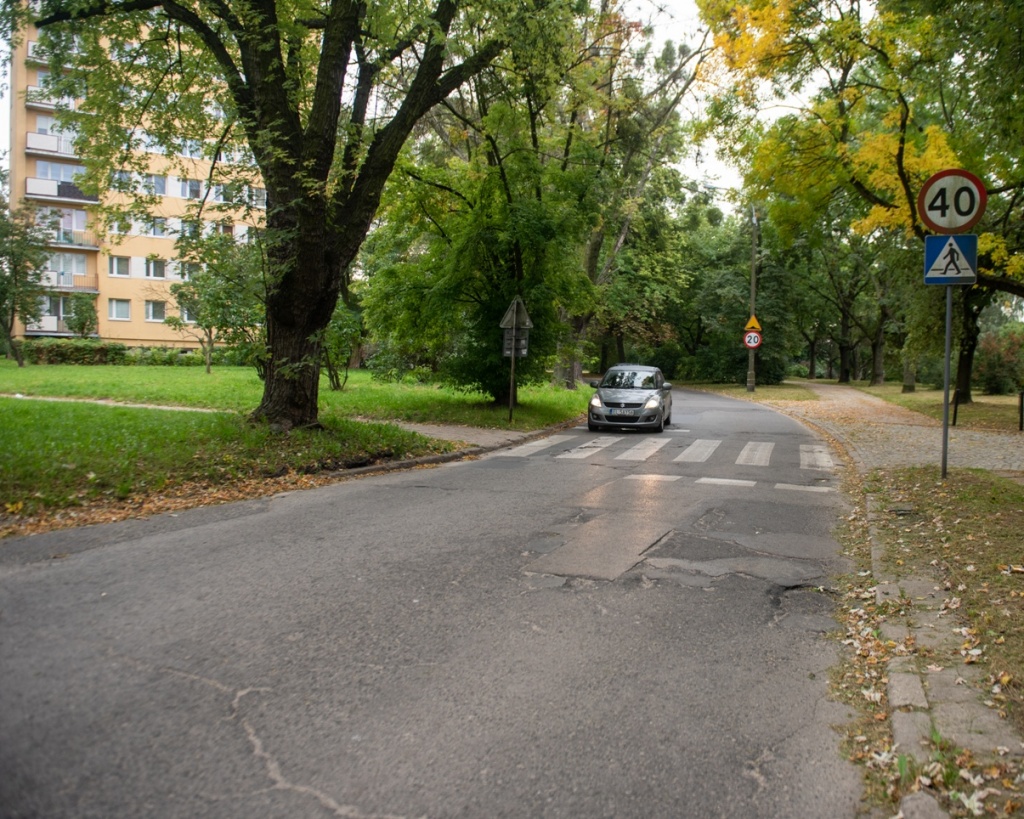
[600, 370, 656, 389]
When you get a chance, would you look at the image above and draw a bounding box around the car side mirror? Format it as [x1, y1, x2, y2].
[589, 381, 599, 388]
[663, 382, 673, 390]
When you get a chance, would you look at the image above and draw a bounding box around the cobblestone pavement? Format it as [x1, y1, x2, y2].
[768, 381, 1024, 475]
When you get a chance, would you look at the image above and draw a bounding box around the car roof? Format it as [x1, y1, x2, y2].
[606, 364, 658, 371]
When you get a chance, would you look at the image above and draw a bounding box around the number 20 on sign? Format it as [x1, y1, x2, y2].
[917, 169, 987, 234]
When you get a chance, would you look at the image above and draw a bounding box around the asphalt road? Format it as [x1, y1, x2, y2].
[0, 389, 865, 818]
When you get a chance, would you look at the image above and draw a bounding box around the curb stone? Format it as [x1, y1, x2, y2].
[867, 487, 1024, 818]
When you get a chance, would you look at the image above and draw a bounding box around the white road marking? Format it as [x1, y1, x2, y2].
[495, 434, 575, 457]
[556, 436, 623, 459]
[625, 474, 682, 482]
[615, 438, 671, 461]
[800, 444, 834, 470]
[673, 439, 722, 463]
[696, 477, 757, 487]
[775, 483, 835, 493]
[736, 441, 774, 466]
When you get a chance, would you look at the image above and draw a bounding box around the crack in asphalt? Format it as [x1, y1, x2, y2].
[108, 650, 414, 819]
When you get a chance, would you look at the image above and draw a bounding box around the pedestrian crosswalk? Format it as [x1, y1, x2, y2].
[494, 433, 836, 472]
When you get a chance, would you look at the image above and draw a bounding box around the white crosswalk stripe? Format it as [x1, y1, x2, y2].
[736, 441, 774, 466]
[800, 444, 834, 470]
[494, 434, 576, 457]
[673, 439, 721, 463]
[556, 436, 623, 459]
[494, 433, 835, 476]
[615, 438, 671, 461]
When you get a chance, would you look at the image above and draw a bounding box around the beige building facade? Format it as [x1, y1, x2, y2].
[8, 29, 261, 348]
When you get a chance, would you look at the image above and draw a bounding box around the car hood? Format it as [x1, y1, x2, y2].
[596, 387, 659, 403]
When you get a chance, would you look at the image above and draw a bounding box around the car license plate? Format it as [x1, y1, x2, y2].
[609, 408, 636, 416]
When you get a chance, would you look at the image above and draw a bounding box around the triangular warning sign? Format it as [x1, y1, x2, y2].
[924, 235, 977, 285]
[744, 316, 761, 332]
[499, 296, 533, 329]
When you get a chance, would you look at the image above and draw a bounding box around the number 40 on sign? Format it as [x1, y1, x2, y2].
[917, 169, 987, 234]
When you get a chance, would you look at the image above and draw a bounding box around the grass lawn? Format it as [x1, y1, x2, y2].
[690, 381, 821, 402]
[856, 382, 1023, 433]
[0, 360, 590, 535]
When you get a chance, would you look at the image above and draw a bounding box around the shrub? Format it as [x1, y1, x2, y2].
[22, 338, 129, 365]
[974, 325, 1024, 395]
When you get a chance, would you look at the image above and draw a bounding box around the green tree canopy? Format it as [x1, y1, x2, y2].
[3, 0, 577, 428]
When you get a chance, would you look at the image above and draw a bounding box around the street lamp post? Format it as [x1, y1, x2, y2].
[747, 205, 758, 393]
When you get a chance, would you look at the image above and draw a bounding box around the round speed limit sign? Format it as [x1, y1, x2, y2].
[917, 169, 987, 234]
[744, 331, 762, 349]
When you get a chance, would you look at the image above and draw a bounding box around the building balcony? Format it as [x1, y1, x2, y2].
[25, 85, 77, 112]
[26, 130, 78, 158]
[24, 316, 73, 336]
[25, 177, 99, 203]
[42, 271, 99, 292]
[50, 227, 99, 249]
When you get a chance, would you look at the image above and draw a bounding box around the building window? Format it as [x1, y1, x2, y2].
[43, 295, 69, 319]
[36, 160, 85, 183]
[180, 262, 201, 280]
[248, 186, 267, 209]
[212, 183, 242, 204]
[149, 217, 167, 237]
[108, 298, 130, 320]
[109, 217, 132, 235]
[216, 221, 234, 237]
[179, 219, 201, 239]
[145, 258, 166, 278]
[180, 140, 203, 159]
[109, 256, 130, 277]
[141, 131, 165, 155]
[145, 300, 166, 321]
[144, 174, 166, 195]
[44, 207, 89, 244]
[180, 178, 201, 199]
[180, 306, 196, 324]
[49, 252, 87, 283]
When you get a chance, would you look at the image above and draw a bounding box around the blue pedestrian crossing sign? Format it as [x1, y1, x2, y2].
[924, 234, 977, 285]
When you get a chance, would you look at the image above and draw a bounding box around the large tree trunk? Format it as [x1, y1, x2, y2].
[254, 316, 324, 429]
[902, 356, 916, 393]
[868, 305, 891, 386]
[553, 311, 587, 389]
[838, 315, 854, 383]
[251, 200, 343, 430]
[954, 288, 992, 405]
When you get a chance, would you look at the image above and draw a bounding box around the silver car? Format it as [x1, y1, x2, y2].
[588, 364, 673, 433]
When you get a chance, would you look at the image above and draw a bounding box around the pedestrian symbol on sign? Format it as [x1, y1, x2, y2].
[942, 244, 961, 275]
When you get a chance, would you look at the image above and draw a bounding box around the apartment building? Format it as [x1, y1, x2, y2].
[8, 27, 263, 348]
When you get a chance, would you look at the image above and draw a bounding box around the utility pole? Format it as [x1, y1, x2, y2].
[747, 205, 759, 393]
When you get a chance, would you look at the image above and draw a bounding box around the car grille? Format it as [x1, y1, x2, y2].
[605, 401, 644, 409]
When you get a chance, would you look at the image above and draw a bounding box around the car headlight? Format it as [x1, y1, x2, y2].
[644, 396, 661, 410]
[590, 395, 603, 409]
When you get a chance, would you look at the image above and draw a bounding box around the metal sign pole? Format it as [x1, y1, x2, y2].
[941, 286, 952, 479]
[508, 325, 516, 423]
[747, 206, 758, 392]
